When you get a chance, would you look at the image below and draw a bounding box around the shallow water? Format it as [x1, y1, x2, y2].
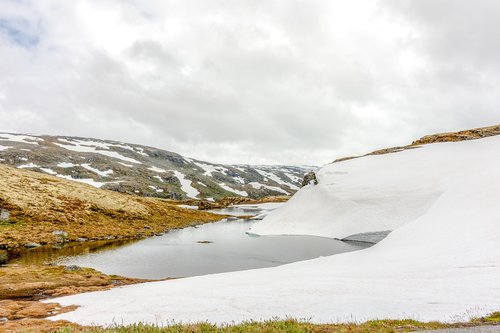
[11, 204, 371, 279]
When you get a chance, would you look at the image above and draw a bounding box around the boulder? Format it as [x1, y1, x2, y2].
[301, 171, 318, 187]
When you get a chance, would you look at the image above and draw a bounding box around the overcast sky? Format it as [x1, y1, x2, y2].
[0, 0, 499, 166]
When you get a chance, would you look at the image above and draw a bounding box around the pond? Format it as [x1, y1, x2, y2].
[10, 203, 372, 279]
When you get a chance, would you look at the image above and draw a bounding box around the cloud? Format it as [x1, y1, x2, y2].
[0, 0, 499, 165]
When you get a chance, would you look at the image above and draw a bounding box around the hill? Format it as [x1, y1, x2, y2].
[0, 133, 312, 200]
[0, 164, 222, 250]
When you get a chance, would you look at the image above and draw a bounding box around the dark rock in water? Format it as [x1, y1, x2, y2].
[342, 231, 391, 244]
[0, 209, 10, 221]
[64, 265, 81, 271]
[301, 171, 318, 187]
[197, 240, 213, 244]
[25, 242, 42, 248]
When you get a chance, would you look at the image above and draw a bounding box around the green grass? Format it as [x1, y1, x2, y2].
[54, 313, 500, 333]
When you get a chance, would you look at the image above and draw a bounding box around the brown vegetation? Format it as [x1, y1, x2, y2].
[333, 124, 500, 163]
[0, 164, 225, 250]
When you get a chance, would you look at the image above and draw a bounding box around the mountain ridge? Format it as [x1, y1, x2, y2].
[0, 133, 313, 201]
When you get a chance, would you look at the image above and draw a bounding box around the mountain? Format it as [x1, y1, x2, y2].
[50, 125, 500, 325]
[0, 133, 313, 200]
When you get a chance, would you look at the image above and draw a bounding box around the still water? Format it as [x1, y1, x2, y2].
[12, 204, 371, 279]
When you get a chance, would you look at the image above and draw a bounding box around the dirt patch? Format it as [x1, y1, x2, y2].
[0, 264, 152, 332]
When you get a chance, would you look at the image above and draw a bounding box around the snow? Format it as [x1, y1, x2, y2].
[55, 174, 107, 188]
[219, 183, 248, 197]
[118, 162, 133, 168]
[81, 164, 114, 177]
[17, 163, 40, 169]
[153, 175, 164, 182]
[149, 185, 164, 193]
[57, 162, 77, 168]
[40, 168, 57, 175]
[249, 182, 289, 195]
[194, 162, 228, 177]
[284, 172, 301, 183]
[48, 136, 500, 326]
[0, 145, 11, 151]
[255, 169, 298, 190]
[148, 166, 167, 173]
[0, 133, 43, 145]
[54, 139, 142, 164]
[171, 170, 199, 198]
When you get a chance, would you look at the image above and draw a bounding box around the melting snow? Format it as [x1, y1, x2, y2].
[194, 162, 228, 177]
[17, 163, 40, 169]
[54, 139, 142, 164]
[57, 162, 78, 168]
[171, 170, 199, 198]
[256, 169, 298, 190]
[219, 183, 248, 197]
[148, 185, 164, 193]
[81, 164, 114, 177]
[249, 182, 289, 195]
[153, 175, 164, 182]
[40, 168, 57, 175]
[0, 133, 43, 145]
[55, 174, 108, 188]
[148, 166, 167, 173]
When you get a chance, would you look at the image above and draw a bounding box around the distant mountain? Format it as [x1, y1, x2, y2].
[0, 133, 314, 200]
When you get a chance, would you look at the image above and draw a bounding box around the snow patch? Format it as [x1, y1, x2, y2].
[0, 133, 43, 145]
[219, 183, 248, 197]
[148, 166, 167, 173]
[17, 163, 40, 169]
[0, 145, 12, 151]
[54, 139, 141, 164]
[171, 170, 199, 198]
[249, 182, 289, 195]
[40, 168, 57, 175]
[57, 162, 78, 168]
[194, 162, 228, 177]
[81, 164, 114, 177]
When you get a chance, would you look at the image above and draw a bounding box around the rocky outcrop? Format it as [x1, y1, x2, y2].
[301, 172, 318, 187]
[411, 124, 500, 145]
[333, 124, 500, 164]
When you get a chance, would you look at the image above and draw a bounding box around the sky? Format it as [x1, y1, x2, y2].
[0, 0, 499, 166]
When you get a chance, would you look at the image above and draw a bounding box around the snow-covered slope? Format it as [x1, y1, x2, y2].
[0, 133, 312, 200]
[250, 137, 496, 238]
[49, 135, 500, 325]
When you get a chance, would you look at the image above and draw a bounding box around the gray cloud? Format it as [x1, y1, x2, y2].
[0, 0, 499, 165]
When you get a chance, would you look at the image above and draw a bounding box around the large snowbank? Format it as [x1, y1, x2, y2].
[49, 136, 500, 325]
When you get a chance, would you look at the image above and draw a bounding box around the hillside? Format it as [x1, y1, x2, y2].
[0, 164, 222, 250]
[0, 133, 312, 200]
[49, 126, 500, 325]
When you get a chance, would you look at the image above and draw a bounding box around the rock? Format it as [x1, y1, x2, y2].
[76, 237, 87, 242]
[25, 242, 41, 249]
[197, 240, 213, 244]
[0, 250, 8, 264]
[301, 171, 318, 187]
[0, 209, 10, 221]
[64, 265, 81, 271]
[0, 317, 8, 322]
[52, 230, 68, 237]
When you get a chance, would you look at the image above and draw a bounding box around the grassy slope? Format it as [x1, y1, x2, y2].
[0, 164, 224, 249]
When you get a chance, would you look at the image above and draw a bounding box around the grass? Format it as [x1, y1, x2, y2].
[48, 314, 500, 333]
